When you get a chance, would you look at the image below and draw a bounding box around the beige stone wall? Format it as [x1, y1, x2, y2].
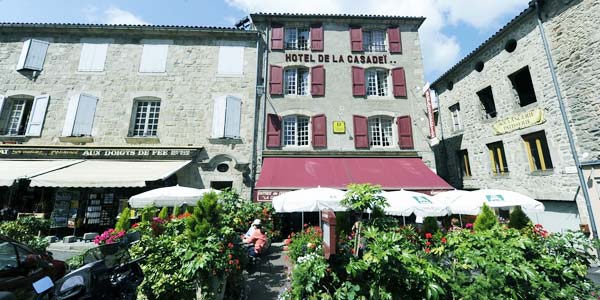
[0, 27, 258, 197]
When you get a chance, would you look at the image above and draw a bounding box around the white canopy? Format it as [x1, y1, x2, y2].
[272, 187, 347, 212]
[0, 159, 82, 186]
[431, 190, 471, 205]
[29, 160, 191, 187]
[129, 185, 219, 208]
[383, 190, 449, 217]
[449, 189, 545, 215]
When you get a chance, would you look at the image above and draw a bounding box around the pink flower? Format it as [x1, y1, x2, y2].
[425, 233, 432, 239]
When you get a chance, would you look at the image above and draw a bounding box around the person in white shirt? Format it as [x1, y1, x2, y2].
[243, 219, 261, 238]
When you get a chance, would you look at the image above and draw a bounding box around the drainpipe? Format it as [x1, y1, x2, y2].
[534, 0, 597, 238]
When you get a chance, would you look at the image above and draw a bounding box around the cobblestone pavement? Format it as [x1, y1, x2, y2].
[246, 243, 288, 300]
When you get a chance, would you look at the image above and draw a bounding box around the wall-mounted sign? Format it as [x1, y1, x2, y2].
[256, 190, 289, 201]
[0, 147, 200, 160]
[492, 109, 545, 135]
[286, 53, 389, 65]
[422, 85, 437, 138]
[333, 121, 346, 134]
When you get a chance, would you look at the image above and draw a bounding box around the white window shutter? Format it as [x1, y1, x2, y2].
[140, 42, 169, 73]
[78, 40, 109, 72]
[62, 95, 80, 136]
[211, 96, 227, 138]
[0, 95, 5, 117]
[25, 95, 50, 137]
[217, 46, 244, 75]
[72, 93, 98, 136]
[17, 39, 49, 71]
[224, 96, 242, 138]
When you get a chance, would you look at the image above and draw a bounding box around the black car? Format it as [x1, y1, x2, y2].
[0, 235, 67, 300]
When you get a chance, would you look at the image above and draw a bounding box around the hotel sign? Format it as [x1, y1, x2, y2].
[333, 121, 346, 134]
[492, 109, 545, 135]
[256, 190, 289, 201]
[0, 147, 200, 160]
[286, 53, 391, 64]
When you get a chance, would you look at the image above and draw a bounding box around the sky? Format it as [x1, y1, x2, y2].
[0, 0, 530, 82]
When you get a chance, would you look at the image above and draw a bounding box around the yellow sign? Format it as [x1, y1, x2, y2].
[333, 121, 346, 134]
[492, 109, 545, 135]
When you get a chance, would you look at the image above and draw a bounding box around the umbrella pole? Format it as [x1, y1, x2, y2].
[459, 214, 463, 227]
[319, 210, 322, 228]
[402, 216, 406, 226]
[302, 212, 304, 227]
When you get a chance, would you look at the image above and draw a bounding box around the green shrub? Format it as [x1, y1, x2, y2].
[341, 183, 388, 213]
[422, 216, 440, 235]
[474, 203, 498, 231]
[158, 207, 169, 220]
[186, 191, 221, 238]
[115, 207, 131, 232]
[508, 206, 531, 230]
[288, 226, 323, 262]
[172, 205, 180, 218]
[140, 206, 158, 222]
[0, 217, 50, 252]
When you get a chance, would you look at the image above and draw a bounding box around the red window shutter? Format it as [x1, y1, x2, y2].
[310, 24, 324, 51]
[271, 24, 284, 50]
[353, 115, 369, 149]
[312, 114, 327, 148]
[311, 65, 325, 96]
[349, 27, 363, 52]
[397, 115, 414, 149]
[266, 114, 281, 148]
[270, 65, 283, 95]
[392, 67, 407, 97]
[352, 66, 366, 96]
[388, 27, 402, 54]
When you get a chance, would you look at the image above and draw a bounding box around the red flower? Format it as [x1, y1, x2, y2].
[228, 260, 233, 265]
[425, 233, 433, 239]
[131, 223, 139, 228]
[227, 243, 234, 249]
[228, 254, 233, 259]
[425, 241, 431, 246]
[425, 248, 431, 253]
[441, 237, 447, 244]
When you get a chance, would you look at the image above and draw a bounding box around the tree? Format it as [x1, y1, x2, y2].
[115, 207, 131, 231]
[158, 207, 169, 220]
[474, 203, 498, 231]
[186, 191, 222, 238]
[172, 205, 181, 218]
[508, 206, 531, 230]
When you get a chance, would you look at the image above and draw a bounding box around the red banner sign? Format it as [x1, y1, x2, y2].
[424, 89, 436, 139]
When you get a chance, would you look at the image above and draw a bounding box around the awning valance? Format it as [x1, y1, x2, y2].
[255, 157, 453, 192]
[29, 160, 191, 188]
[0, 159, 83, 187]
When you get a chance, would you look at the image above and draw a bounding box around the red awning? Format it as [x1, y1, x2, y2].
[255, 157, 453, 193]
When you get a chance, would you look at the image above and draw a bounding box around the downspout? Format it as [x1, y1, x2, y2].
[533, 0, 597, 238]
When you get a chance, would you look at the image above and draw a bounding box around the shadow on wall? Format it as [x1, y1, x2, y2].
[432, 134, 465, 189]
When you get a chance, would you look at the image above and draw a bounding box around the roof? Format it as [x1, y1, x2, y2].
[250, 12, 425, 27]
[0, 22, 257, 35]
[430, 4, 536, 89]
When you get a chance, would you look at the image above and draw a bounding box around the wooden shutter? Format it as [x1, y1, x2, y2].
[310, 24, 324, 51]
[397, 115, 414, 149]
[387, 27, 402, 54]
[78, 39, 109, 72]
[270, 65, 283, 95]
[139, 41, 169, 73]
[353, 115, 369, 149]
[350, 27, 363, 52]
[392, 67, 407, 97]
[266, 114, 282, 148]
[17, 39, 49, 71]
[217, 46, 245, 75]
[211, 96, 227, 138]
[312, 114, 327, 148]
[62, 95, 79, 136]
[25, 95, 50, 137]
[72, 93, 98, 136]
[352, 66, 366, 96]
[271, 24, 284, 50]
[224, 96, 242, 138]
[311, 65, 325, 96]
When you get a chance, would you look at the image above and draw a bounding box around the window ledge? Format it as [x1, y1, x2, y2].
[0, 136, 28, 143]
[451, 129, 464, 135]
[216, 73, 244, 78]
[208, 138, 243, 145]
[125, 137, 160, 144]
[491, 172, 510, 178]
[59, 136, 94, 144]
[529, 169, 554, 176]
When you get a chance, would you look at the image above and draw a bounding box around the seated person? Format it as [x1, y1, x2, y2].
[243, 223, 267, 257]
[243, 219, 261, 238]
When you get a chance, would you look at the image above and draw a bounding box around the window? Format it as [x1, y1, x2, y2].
[509, 66, 537, 107]
[139, 40, 170, 73]
[282, 115, 309, 146]
[211, 96, 242, 139]
[477, 86, 497, 119]
[523, 131, 553, 171]
[449, 103, 462, 132]
[217, 46, 244, 76]
[368, 116, 393, 147]
[457, 149, 472, 177]
[78, 38, 109, 72]
[285, 27, 309, 50]
[0, 95, 50, 137]
[0, 241, 18, 271]
[284, 68, 310, 96]
[131, 99, 160, 137]
[16, 39, 49, 71]
[487, 141, 509, 174]
[366, 69, 389, 96]
[1, 97, 33, 135]
[363, 30, 386, 52]
[62, 93, 98, 137]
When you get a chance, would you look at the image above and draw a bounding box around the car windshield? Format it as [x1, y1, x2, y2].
[82, 243, 129, 268]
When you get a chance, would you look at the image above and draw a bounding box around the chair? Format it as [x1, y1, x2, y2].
[248, 238, 272, 276]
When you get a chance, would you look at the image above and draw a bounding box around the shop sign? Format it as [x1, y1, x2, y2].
[333, 121, 346, 134]
[0, 147, 200, 160]
[285, 53, 391, 65]
[492, 109, 545, 135]
[256, 190, 288, 201]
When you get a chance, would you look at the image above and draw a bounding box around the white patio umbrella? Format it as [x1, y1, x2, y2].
[272, 187, 347, 226]
[383, 190, 449, 218]
[448, 189, 544, 215]
[431, 190, 471, 205]
[128, 185, 220, 208]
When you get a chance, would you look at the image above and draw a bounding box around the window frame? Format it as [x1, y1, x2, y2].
[1, 96, 34, 136]
[130, 98, 161, 137]
[449, 103, 462, 132]
[522, 131, 553, 172]
[477, 86, 498, 119]
[285, 27, 310, 50]
[365, 68, 390, 97]
[363, 30, 386, 52]
[457, 149, 472, 178]
[487, 141, 509, 175]
[282, 115, 310, 147]
[368, 116, 394, 148]
[508, 66, 538, 107]
[284, 67, 310, 96]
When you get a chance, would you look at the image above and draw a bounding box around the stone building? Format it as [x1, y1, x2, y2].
[249, 13, 451, 201]
[0, 23, 258, 229]
[430, 0, 600, 233]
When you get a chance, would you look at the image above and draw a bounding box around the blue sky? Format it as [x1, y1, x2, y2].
[0, 0, 529, 82]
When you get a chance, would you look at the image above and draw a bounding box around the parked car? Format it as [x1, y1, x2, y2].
[0, 235, 67, 300]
